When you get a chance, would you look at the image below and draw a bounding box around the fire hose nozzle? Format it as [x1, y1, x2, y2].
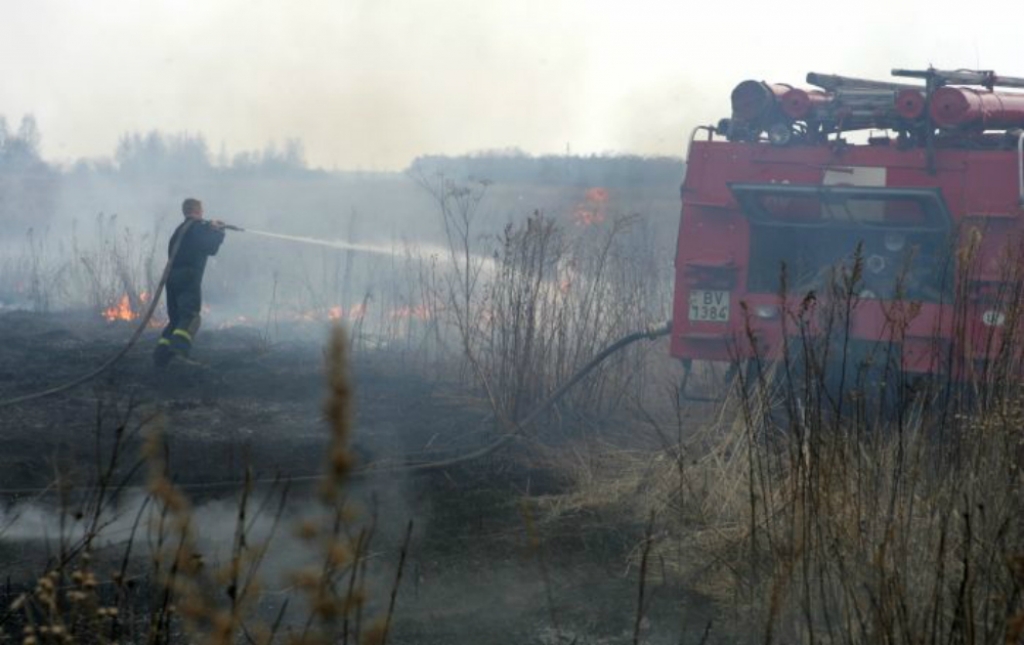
[645, 320, 672, 339]
[205, 220, 244, 232]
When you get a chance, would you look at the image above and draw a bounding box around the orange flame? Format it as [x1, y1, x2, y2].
[102, 294, 136, 322]
[389, 304, 431, 320]
[102, 291, 164, 326]
[349, 303, 367, 319]
[330, 304, 368, 320]
[572, 186, 609, 226]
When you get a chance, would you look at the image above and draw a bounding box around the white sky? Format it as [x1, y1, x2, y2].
[0, 0, 1019, 170]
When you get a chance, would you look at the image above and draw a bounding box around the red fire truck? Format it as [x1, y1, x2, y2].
[671, 68, 1024, 386]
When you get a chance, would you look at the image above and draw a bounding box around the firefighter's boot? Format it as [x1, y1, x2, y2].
[153, 339, 174, 369]
[169, 328, 194, 361]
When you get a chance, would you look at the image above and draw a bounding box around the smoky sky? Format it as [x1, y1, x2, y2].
[1, 0, 1021, 169]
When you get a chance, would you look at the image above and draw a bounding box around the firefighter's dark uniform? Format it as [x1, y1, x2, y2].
[153, 219, 225, 367]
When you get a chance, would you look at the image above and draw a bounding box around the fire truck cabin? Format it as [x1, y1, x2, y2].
[671, 68, 1024, 377]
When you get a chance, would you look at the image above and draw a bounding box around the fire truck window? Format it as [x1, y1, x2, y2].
[746, 225, 949, 302]
[754, 194, 927, 224]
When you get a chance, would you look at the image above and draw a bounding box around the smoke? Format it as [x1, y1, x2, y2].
[606, 80, 724, 157]
[4, 0, 1024, 171]
[0, 476, 422, 592]
[1, 0, 594, 170]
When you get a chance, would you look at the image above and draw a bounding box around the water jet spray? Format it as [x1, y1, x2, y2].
[229, 226, 421, 259]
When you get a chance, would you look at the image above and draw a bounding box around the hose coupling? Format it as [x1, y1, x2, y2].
[644, 320, 672, 339]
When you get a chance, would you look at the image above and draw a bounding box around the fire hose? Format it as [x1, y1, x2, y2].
[0, 220, 241, 409]
[0, 319, 672, 494]
[352, 320, 672, 476]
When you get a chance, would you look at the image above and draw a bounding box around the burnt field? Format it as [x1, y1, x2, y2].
[0, 154, 713, 643]
[0, 311, 701, 645]
[1, 157, 1022, 643]
[0, 312, 490, 491]
[3, 268, 1024, 643]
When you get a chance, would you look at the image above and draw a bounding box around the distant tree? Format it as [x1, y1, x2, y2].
[17, 116, 41, 152]
[0, 114, 56, 230]
[407, 152, 684, 187]
[70, 157, 116, 176]
[115, 130, 211, 176]
[0, 115, 44, 171]
[228, 138, 308, 175]
[282, 139, 306, 168]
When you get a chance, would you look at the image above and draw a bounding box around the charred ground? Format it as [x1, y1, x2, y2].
[0, 311, 700, 645]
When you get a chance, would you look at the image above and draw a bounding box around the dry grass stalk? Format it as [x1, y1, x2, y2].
[537, 248, 1024, 643]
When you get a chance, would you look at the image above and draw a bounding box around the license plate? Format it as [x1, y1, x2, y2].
[689, 290, 730, 322]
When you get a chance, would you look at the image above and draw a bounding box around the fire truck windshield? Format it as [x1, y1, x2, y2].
[730, 184, 954, 301]
[730, 184, 951, 231]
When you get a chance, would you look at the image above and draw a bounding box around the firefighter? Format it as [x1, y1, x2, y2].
[153, 198, 226, 368]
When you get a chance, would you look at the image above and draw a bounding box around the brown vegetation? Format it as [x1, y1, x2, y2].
[537, 248, 1024, 644]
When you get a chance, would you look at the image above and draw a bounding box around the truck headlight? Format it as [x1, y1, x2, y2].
[753, 305, 779, 319]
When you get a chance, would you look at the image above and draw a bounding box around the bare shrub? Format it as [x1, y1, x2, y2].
[0, 214, 161, 318]
[415, 173, 671, 433]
